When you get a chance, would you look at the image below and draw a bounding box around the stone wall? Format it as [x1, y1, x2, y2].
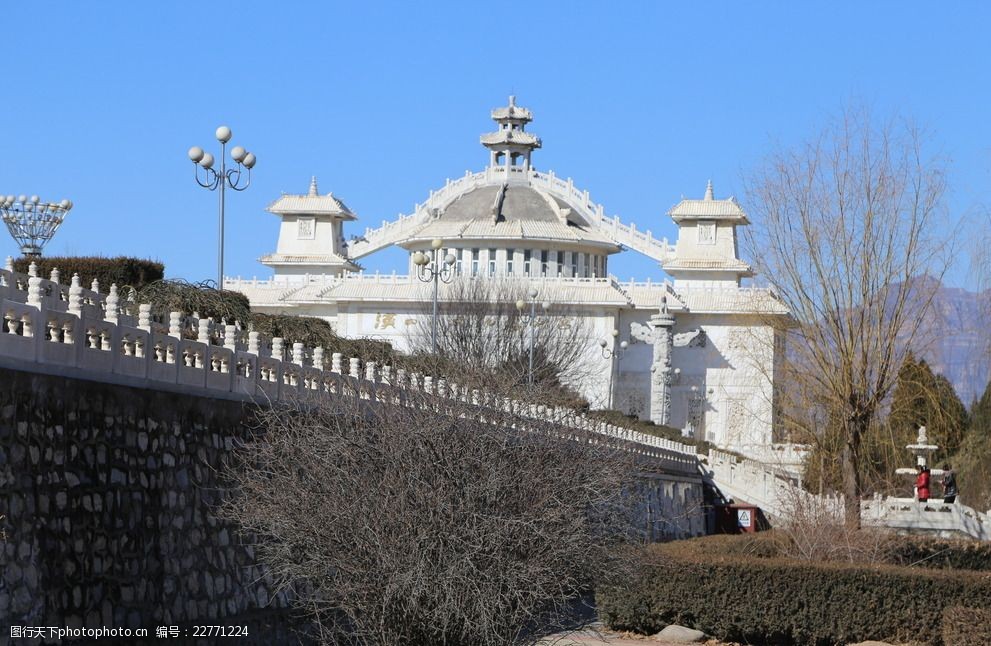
[0, 367, 311, 645]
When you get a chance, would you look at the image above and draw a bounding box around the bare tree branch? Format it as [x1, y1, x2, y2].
[744, 107, 952, 525]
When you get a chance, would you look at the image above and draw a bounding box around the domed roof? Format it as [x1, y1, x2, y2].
[402, 183, 618, 248]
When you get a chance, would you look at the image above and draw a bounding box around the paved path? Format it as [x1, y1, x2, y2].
[538, 627, 735, 645]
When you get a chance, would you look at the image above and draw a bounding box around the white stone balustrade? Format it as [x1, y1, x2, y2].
[343, 168, 674, 262]
[860, 494, 991, 541]
[0, 264, 700, 473]
[705, 448, 844, 520]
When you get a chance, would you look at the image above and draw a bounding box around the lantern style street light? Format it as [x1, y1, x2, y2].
[516, 287, 550, 386]
[687, 385, 713, 439]
[412, 239, 456, 354]
[1, 194, 73, 257]
[188, 126, 256, 288]
[599, 328, 629, 359]
[600, 329, 630, 408]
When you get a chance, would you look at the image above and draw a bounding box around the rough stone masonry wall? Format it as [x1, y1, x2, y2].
[0, 367, 310, 645]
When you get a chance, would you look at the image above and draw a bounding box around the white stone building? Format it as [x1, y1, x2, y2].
[227, 97, 791, 461]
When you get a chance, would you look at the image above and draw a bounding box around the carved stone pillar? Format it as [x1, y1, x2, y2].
[648, 306, 676, 426]
[631, 297, 677, 427]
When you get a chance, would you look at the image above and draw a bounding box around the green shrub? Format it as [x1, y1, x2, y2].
[597, 535, 991, 646]
[12, 255, 164, 291]
[941, 605, 991, 645]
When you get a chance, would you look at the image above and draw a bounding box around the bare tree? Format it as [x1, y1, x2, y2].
[744, 108, 952, 525]
[408, 277, 597, 404]
[219, 381, 646, 646]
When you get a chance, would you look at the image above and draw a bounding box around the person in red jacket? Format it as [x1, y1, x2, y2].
[915, 465, 931, 502]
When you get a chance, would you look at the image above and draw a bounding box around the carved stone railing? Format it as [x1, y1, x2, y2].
[1, 265, 700, 476]
[224, 272, 682, 296]
[861, 495, 991, 541]
[705, 449, 845, 520]
[707, 448, 991, 540]
[343, 167, 675, 263]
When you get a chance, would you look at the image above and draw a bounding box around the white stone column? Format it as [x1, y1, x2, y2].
[495, 249, 507, 275]
[649, 305, 676, 426]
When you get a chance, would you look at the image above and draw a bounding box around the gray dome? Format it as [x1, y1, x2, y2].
[406, 184, 617, 247]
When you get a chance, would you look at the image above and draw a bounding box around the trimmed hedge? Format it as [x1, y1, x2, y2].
[249, 313, 395, 362]
[12, 255, 164, 291]
[941, 605, 991, 645]
[597, 535, 991, 646]
[889, 537, 991, 572]
[134, 279, 251, 325]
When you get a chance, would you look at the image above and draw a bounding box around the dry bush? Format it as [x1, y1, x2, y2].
[774, 483, 894, 564]
[219, 382, 647, 646]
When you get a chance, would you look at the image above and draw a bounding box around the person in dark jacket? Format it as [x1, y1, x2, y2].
[942, 463, 958, 504]
[915, 465, 931, 503]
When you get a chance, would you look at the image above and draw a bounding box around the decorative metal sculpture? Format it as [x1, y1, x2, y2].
[1, 194, 73, 257]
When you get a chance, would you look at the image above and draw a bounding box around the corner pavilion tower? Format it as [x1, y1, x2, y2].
[261, 176, 359, 278]
[232, 97, 794, 468]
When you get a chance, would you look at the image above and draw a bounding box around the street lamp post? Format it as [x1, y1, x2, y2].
[600, 329, 630, 409]
[412, 239, 456, 354]
[1, 194, 73, 257]
[188, 126, 256, 288]
[516, 287, 550, 387]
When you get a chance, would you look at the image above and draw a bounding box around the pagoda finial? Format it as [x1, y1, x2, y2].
[309, 176, 319, 197]
[509, 94, 516, 107]
[704, 180, 714, 201]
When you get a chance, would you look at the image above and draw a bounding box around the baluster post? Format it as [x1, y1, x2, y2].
[224, 323, 238, 351]
[67, 275, 83, 317]
[105, 286, 120, 324]
[138, 304, 152, 331]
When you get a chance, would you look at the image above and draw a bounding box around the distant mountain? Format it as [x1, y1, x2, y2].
[909, 282, 990, 405]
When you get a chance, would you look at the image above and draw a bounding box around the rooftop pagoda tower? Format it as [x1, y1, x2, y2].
[662, 181, 753, 288]
[261, 177, 360, 281]
[480, 95, 542, 176]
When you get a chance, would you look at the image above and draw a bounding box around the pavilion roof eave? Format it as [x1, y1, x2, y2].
[265, 206, 358, 221]
[669, 213, 750, 224]
[396, 236, 621, 252]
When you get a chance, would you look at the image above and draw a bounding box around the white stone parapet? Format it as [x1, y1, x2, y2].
[345, 167, 675, 263]
[705, 448, 845, 520]
[707, 447, 991, 540]
[0, 263, 700, 475]
[227, 272, 656, 288]
[860, 495, 991, 541]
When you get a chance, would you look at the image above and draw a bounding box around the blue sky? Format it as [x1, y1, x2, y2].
[0, 2, 988, 287]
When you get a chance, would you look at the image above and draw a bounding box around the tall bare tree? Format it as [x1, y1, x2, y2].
[745, 108, 951, 525]
[220, 380, 646, 646]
